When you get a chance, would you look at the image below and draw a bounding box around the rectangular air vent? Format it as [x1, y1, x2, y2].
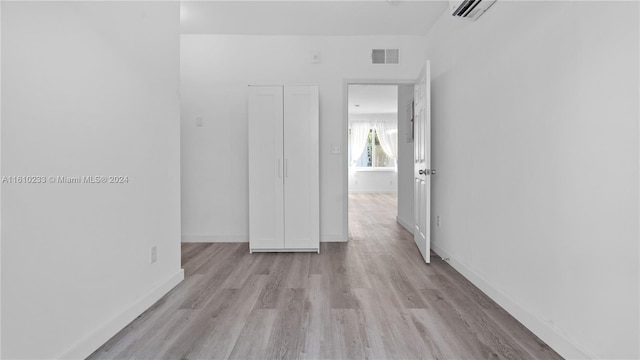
[372, 49, 386, 64]
[371, 49, 399, 64]
[385, 49, 399, 64]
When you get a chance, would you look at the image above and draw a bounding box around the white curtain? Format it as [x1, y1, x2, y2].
[374, 120, 398, 166]
[349, 123, 370, 166]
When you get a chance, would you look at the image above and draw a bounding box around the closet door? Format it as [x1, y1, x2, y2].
[249, 86, 284, 250]
[283, 86, 319, 250]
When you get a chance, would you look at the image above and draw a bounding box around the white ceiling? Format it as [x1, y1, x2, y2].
[181, 1, 449, 36]
[348, 85, 398, 115]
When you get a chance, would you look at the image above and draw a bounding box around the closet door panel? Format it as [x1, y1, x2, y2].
[249, 86, 284, 250]
[283, 86, 319, 249]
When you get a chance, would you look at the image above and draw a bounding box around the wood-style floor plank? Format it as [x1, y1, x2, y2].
[88, 193, 563, 360]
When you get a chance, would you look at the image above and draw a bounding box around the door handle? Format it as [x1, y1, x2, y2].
[418, 169, 426, 175]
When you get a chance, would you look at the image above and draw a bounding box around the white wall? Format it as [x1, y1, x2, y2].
[349, 170, 397, 193]
[181, 35, 426, 242]
[425, 1, 639, 359]
[397, 84, 414, 231]
[1, 2, 182, 359]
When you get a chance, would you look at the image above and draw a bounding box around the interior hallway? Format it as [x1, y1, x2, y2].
[89, 193, 562, 359]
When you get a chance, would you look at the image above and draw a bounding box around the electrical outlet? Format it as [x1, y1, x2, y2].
[151, 246, 157, 264]
[436, 216, 441, 228]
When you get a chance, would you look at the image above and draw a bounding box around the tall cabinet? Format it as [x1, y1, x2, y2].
[248, 85, 319, 253]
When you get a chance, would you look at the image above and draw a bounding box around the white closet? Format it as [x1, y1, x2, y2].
[248, 85, 319, 253]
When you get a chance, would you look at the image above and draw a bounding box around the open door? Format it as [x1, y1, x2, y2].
[413, 61, 431, 263]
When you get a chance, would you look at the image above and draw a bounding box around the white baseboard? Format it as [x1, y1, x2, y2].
[182, 234, 347, 243]
[348, 190, 398, 194]
[430, 242, 594, 360]
[321, 233, 348, 242]
[58, 269, 184, 360]
[182, 235, 248, 243]
[396, 216, 414, 234]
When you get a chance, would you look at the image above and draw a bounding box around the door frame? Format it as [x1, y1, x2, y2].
[342, 78, 415, 241]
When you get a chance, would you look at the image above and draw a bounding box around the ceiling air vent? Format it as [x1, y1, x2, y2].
[450, 0, 496, 21]
[371, 49, 399, 64]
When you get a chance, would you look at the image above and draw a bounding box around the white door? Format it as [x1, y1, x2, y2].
[413, 61, 431, 263]
[248, 86, 285, 250]
[283, 86, 320, 250]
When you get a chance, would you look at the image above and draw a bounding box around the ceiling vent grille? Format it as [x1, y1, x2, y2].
[371, 49, 399, 64]
[450, 0, 496, 21]
[372, 49, 385, 64]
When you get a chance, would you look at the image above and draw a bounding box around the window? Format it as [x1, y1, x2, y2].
[349, 128, 397, 169]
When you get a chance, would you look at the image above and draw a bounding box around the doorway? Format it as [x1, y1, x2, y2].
[346, 82, 415, 240]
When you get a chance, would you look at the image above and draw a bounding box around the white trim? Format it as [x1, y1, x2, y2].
[349, 113, 397, 119]
[0, 1, 3, 354]
[343, 78, 415, 243]
[352, 167, 396, 172]
[181, 235, 248, 243]
[249, 84, 319, 87]
[349, 190, 397, 194]
[183, 234, 348, 243]
[396, 216, 414, 234]
[320, 233, 348, 242]
[430, 243, 595, 360]
[251, 248, 319, 253]
[58, 269, 184, 360]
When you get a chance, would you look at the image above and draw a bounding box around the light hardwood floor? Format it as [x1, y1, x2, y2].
[89, 193, 562, 360]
